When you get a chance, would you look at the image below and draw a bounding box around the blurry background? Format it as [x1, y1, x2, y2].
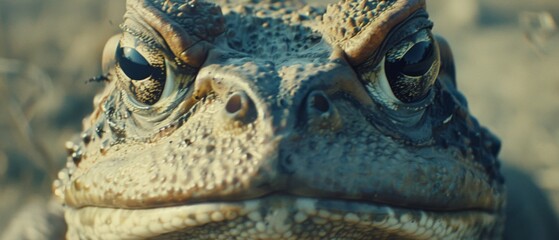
[0, 0, 558, 234]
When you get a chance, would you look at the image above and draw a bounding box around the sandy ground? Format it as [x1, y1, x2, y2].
[0, 0, 558, 235]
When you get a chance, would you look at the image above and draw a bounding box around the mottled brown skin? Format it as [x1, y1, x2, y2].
[52, 0, 506, 239]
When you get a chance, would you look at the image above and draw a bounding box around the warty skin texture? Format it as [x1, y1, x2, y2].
[53, 0, 506, 239]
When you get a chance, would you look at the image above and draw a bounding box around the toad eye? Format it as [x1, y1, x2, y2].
[115, 43, 167, 105]
[383, 30, 440, 103]
[116, 46, 155, 80]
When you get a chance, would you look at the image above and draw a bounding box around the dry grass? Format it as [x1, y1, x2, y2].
[0, 0, 125, 231]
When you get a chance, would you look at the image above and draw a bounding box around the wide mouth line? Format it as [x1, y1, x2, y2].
[69, 193, 498, 215]
[64, 194, 499, 239]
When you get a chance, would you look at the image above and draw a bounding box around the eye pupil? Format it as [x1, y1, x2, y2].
[114, 43, 167, 106]
[400, 41, 435, 76]
[383, 31, 440, 104]
[116, 46, 154, 80]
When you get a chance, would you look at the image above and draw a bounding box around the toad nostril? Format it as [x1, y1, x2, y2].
[223, 92, 256, 123]
[305, 90, 342, 131]
[226, 93, 243, 114]
[310, 92, 330, 113]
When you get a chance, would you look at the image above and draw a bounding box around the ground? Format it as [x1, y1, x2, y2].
[0, 0, 558, 236]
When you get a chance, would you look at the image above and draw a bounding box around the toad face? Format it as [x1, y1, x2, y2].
[54, 0, 505, 239]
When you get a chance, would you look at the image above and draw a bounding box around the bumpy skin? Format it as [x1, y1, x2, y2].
[53, 0, 505, 239]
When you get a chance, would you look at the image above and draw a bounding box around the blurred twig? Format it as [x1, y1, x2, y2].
[519, 11, 557, 54]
